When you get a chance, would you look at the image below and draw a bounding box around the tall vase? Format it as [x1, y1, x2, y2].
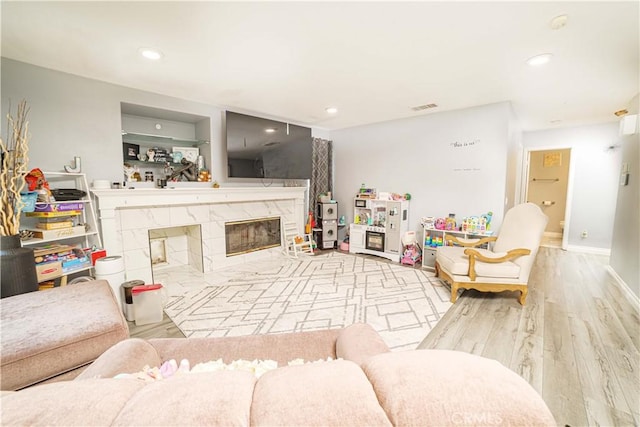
[0, 235, 39, 298]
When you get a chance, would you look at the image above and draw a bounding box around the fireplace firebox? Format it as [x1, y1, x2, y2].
[225, 217, 281, 256]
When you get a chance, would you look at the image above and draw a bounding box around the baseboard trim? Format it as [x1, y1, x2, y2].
[605, 265, 640, 310]
[566, 245, 611, 256]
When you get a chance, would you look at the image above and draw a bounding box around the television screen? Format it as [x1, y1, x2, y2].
[225, 111, 312, 179]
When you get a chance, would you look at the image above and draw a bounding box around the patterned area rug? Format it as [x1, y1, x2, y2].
[164, 251, 451, 350]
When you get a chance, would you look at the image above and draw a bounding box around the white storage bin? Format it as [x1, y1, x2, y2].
[95, 256, 125, 310]
[132, 284, 164, 326]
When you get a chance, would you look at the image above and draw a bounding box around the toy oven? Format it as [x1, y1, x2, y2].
[354, 199, 368, 208]
[366, 230, 385, 252]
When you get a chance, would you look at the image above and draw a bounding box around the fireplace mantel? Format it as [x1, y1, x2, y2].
[91, 187, 306, 209]
[92, 186, 306, 283]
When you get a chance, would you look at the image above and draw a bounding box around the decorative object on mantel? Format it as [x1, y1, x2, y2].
[198, 169, 211, 182]
[123, 163, 140, 183]
[0, 100, 39, 298]
[169, 158, 197, 181]
[64, 156, 81, 173]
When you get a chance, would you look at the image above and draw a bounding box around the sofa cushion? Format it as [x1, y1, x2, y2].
[335, 322, 390, 364]
[437, 246, 521, 278]
[76, 338, 162, 380]
[0, 280, 129, 390]
[0, 378, 144, 425]
[361, 350, 556, 426]
[251, 360, 392, 426]
[1, 372, 256, 427]
[114, 371, 256, 426]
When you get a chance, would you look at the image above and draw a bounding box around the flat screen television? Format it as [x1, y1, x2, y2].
[225, 111, 312, 179]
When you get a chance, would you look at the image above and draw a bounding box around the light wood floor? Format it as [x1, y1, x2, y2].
[419, 247, 640, 427]
[129, 247, 640, 426]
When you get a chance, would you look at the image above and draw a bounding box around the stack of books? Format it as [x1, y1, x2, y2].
[33, 243, 91, 283]
[25, 211, 85, 239]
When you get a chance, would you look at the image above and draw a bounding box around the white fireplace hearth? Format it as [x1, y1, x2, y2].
[92, 187, 306, 284]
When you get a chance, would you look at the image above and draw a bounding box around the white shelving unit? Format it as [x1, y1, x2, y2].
[20, 172, 102, 283]
[122, 132, 209, 181]
[21, 172, 102, 248]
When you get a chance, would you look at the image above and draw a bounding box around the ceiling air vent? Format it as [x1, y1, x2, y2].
[411, 103, 438, 112]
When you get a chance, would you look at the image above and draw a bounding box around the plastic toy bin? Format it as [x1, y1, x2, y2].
[131, 284, 164, 326]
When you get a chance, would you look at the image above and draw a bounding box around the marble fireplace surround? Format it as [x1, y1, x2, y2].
[91, 187, 306, 284]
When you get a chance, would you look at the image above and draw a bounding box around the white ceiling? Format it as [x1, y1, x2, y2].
[1, 1, 638, 131]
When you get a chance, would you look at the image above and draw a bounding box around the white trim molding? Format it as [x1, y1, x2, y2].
[565, 245, 611, 256]
[606, 265, 640, 310]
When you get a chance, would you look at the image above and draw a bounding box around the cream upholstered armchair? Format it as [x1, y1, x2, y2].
[435, 203, 548, 305]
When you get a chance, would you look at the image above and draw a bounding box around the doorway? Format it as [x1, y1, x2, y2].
[524, 148, 572, 249]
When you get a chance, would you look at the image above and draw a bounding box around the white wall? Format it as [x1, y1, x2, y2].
[332, 102, 512, 238]
[609, 94, 639, 299]
[506, 106, 523, 210]
[522, 122, 622, 251]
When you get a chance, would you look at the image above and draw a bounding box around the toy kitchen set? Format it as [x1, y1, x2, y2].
[348, 188, 410, 262]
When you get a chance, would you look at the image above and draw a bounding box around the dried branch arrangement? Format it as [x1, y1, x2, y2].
[0, 100, 30, 236]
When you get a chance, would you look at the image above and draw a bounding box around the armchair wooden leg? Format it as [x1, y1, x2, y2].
[518, 288, 528, 305]
[450, 283, 459, 303]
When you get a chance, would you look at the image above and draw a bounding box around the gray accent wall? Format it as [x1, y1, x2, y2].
[2, 58, 326, 188]
[610, 94, 639, 299]
[1, 58, 223, 186]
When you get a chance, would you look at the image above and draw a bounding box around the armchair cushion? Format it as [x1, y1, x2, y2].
[437, 246, 521, 278]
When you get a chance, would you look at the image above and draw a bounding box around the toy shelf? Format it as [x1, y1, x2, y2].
[420, 226, 493, 271]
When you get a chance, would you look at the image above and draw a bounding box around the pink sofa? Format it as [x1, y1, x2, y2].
[0, 323, 556, 426]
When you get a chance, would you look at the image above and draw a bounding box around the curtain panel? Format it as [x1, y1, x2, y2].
[310, 138, 333, 210]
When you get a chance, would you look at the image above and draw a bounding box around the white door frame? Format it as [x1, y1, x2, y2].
[519, 146, 575, 251]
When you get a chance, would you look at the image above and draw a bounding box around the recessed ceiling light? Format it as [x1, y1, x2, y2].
[550, 15, 568, 30]
[139, 48, 163, 61]
[526, 53, 553, 66]
[325, 107, 338, 114]
[265, 128, 276, 133]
